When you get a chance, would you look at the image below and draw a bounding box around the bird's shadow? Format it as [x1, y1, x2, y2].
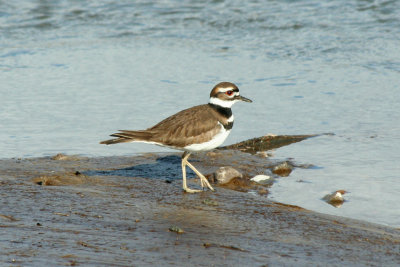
[84, 155, 195, 180]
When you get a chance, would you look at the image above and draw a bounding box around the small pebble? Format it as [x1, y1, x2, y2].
[169, 226, 184, 234]
[202, 198, 219, 206]
[272, 162, 293, 177]
[206, 151, 222, 158]
[250, 175, 271, 184]
[213, 167, 242, 185]
[257, 188, 269, 195]
[256, 151, 271, 158]
[323, 190, 347, 207]
[52, 153, 68, 160]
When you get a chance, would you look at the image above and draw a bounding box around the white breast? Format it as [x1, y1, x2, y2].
[183, 123, 231, 152]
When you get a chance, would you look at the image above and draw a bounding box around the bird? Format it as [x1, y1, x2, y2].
[100, 82, 252, 193]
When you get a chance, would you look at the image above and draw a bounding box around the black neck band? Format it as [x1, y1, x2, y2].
[208, 103, 232, 118]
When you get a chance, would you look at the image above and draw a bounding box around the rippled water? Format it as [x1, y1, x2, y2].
[1, 0, 399, 227]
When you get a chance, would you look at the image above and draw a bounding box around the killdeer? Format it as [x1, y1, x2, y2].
[100, 82, 252, 193]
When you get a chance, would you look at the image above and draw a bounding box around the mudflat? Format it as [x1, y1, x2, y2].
[1, 148, 399, 266]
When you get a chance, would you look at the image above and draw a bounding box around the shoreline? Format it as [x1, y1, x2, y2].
[1, 152, 399, 266]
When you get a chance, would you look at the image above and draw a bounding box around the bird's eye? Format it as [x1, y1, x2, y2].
[226, 90, 233, 96]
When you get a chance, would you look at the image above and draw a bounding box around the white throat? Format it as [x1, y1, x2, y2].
[209, 97, 238, 108]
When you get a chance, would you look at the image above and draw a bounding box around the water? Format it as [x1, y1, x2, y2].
[1, 0, 399, 227]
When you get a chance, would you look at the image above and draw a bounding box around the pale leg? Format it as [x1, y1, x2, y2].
[181, 152, 214, 193]
[181, 152, 202, 193]
[185, 161, 215, 191]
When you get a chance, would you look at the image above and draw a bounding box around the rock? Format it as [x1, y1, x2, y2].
[33, 175, 63, 186]
[213, 167, 243, 185]
[219, 134, 320, 153]
[250, 175, 272, 184]
[323, 190, 347, 208]
[272, 161, 293, 177]
[256, 151, 271, 158]
[206, 151, 223, 158]
[32, 174, 85, 186]
[169, 226, 184, 234]
[220, 177, 252, 192]
[51, 154, 82, 161]
[52, 153, 69, 160]
[202, 198, 219, 206]
[257, 188, 269, 196]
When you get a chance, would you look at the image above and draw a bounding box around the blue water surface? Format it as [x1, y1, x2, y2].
[1, 0, 399, 227]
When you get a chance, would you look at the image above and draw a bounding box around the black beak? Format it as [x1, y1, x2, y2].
[236, 95, 252, 103]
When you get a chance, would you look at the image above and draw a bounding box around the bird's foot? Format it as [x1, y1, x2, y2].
[199, 175, 215, 191]
[183, 187, 203, 193]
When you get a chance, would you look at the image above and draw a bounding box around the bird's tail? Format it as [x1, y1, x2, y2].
[100, 130, 154, 145]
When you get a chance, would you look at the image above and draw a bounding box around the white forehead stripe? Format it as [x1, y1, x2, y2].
[218, 87, 236, 93]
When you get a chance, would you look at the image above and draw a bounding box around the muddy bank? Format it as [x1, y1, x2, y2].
[0, 149, 399, 266]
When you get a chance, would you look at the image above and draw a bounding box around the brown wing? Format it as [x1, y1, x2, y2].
[148, 104, 222, 147]
[100, 130, 153, 145]
[100, 104, 224, 147]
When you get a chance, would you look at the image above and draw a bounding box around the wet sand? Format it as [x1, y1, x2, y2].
[1, 146, 399, 266]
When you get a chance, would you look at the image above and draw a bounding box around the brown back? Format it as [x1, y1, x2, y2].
[147, 104, 230, 147]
